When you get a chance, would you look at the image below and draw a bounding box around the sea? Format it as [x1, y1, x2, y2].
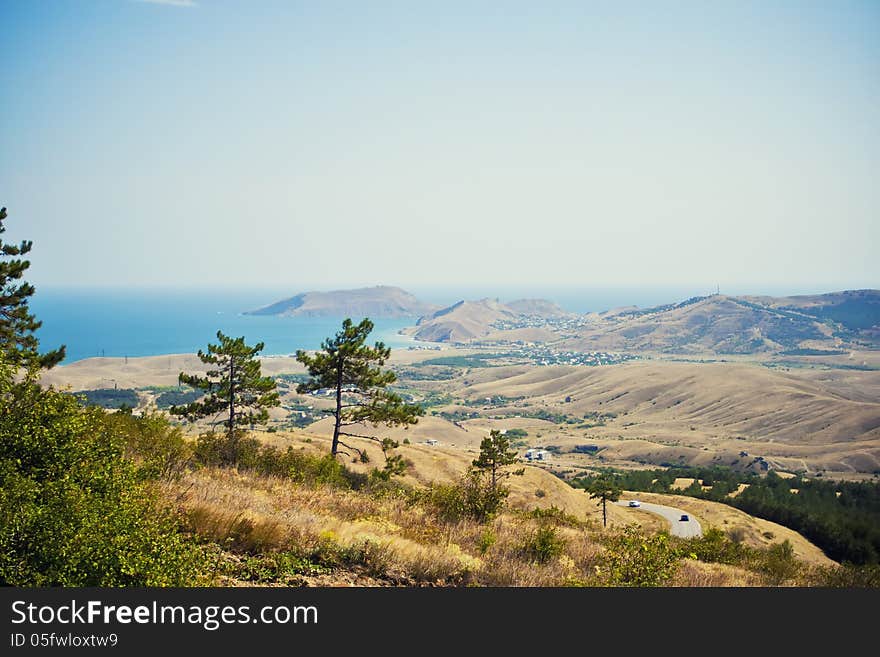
[30, 284, 813, 365]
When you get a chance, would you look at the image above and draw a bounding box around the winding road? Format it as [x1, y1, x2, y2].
[616, 500, 703, 538]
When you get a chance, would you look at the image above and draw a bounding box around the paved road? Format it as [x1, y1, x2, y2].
[616, 500, 703, 538]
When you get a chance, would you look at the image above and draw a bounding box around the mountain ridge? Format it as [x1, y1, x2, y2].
[406, 289, 880, 354]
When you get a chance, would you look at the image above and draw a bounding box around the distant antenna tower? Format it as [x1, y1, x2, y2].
[716, 284, 720, 296]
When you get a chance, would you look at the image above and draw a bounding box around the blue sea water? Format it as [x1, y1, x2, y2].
[31, 289, 422, 365]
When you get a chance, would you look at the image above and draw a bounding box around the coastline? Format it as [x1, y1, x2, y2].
[39, 343, 468, 392]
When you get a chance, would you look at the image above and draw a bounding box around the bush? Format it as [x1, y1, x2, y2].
[0, 369, 205, 586]
[426, 470, 508, 523]
[193, 432, 356, 489]
[599, 526, 679, 587]
[812, 563, 880, 588]
[752, 540, 801, 585]
[676, 527, 747, 565]
[227, 551, 327, 584]
[520, 526, 566, 564]
[528, 505, 584, 528]
[478, 529, 497, 555]
[107, 411, 192, 481]
[192, 430, 261, 467]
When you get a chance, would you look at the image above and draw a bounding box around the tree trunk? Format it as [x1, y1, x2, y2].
[228, 359, 237, 459]
[602, 496, 607, 527]
[331, 357, 342, 456]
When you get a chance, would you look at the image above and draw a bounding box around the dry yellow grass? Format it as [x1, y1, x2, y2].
[154, 425, 840, 586]
[670, 560, 766, 587]
[257, 429, 659, 531]
[165, 462, 627, 587]
[171, 467, 483, 584]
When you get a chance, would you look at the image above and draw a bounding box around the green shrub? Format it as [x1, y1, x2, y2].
[193, 433, 356, 489]
[228, 551, 327, 584]
[192, 430, 261, 467]
[426, 470, 508, 523]
[675, 527, 746, 565]
[599, 526, 679, 587]
[478, 529, 497, 555]
[752, 540, 801, 585]
[521, 526, 566, 564]
[0, 370, 204, 586]
[107, 411, 192, 481]
[528, 505, 584, 528]
[812, 563, 880, 588]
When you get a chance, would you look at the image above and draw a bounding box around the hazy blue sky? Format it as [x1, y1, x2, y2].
[2, 0, 878, 294]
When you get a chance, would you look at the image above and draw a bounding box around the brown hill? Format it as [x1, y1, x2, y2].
[563, 295, 830, 354]
[447, 360, 880, 473]
[409, 297, 570, 343]
[563, 290, 880, 355]
[246, 285, 438, 318]
[409, 298, 519, 343]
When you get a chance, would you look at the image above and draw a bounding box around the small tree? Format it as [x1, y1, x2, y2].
[0, 206, 65, 369]
[171, 331, 279, 463]
[586, 475, 622, 528]
[295, 318, 423, 462]
[472, 429, 524, 494]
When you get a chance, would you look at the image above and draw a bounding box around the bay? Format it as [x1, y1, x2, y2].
[31, 288, 422, 365]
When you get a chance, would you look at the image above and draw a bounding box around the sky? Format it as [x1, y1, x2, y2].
[1, 0, 878, 295]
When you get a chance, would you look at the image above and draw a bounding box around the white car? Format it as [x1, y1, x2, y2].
[628, 500, 641, 508]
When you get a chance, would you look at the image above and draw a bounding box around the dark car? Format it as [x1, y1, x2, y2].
[680, 514, 689, 521]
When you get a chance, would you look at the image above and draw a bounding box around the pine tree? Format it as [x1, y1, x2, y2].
[295, 317, 423, 460]
[472, 429, 524, 494]
[171, 331, 279, 462]
[586, 475, 622, 527]
[0, 206, 65, 369]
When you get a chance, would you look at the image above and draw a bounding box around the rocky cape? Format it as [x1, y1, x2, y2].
[246, 286, 439, 319]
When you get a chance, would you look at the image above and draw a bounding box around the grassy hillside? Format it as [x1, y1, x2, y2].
[442, 361, 880, 473]
[164, 428, 847, 587]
